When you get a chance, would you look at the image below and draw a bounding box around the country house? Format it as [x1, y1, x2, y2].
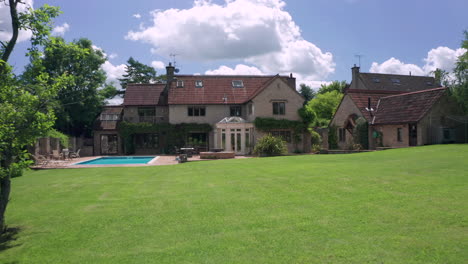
[94, 64, 311, 155]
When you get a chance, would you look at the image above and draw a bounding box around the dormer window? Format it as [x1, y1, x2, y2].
[426, 81, 433, 86]
[176, 80, 184, 88]
[195, 80, 203, 88]
[232, 80, 244, 88]
[372, 77, 380, 83]
[391, 78, 401, 85]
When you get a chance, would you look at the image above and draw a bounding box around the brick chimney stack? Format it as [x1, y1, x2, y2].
[166, 62, 175, 83]
[351, 64, 360, 90]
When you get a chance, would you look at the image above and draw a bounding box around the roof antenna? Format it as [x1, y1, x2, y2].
[170, 53, 180, 73]
[354, 54, 364, 67]
[409, 71, 412, 76]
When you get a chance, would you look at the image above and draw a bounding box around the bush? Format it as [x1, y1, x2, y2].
[352, 117, 369, 149]
[310, 130, 322, 145]
[328, 125, 338, 149]
[47, 129, 69, 148]
[253, 134, 288, 157]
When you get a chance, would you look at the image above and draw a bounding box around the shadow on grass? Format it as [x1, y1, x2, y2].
[0, 226, 22, 252]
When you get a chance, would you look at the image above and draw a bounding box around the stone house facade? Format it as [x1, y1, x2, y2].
[330, 66, 466, 150]
[93, 64, 310, 155]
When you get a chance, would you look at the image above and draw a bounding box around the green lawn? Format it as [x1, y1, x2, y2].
[1, 145, 467, 263]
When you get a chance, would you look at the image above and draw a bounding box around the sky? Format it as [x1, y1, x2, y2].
[2, 0, 467, 94]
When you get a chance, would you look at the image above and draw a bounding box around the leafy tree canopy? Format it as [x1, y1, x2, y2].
[298, 83, 316, 104]
[318, 80, 347, 94]
[304, 90, 343, 127]
[22, 37, 112, 136]
[119, 57, 162, 90]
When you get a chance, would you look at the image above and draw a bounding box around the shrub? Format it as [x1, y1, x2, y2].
[47, 129, 69, 148]
[310, 130, 322, 145]
[352, 117, 369, 149]
[328, 125, 338, 149]
[253, 134, 288, 157]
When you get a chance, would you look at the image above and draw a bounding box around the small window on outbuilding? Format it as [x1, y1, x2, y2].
[176, 80, 184, 88]
[338, 128, 346, 142]
[195, 80, 203, 88]
[397, 128, 403, 142]
[232, 80, 244, 88]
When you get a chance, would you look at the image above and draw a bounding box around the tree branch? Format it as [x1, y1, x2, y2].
[0, 0, 19, 65]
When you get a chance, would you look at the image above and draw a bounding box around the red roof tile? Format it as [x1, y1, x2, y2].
[373, 87, 446, 125]
[348, 91, 401, 121]
[168, 75, 292, 105]
[123, 83, 165, 106]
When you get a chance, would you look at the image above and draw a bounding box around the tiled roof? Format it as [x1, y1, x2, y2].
[168, 75, 292, 105]
[123, 83, 165, 106]
[101, 106, 123, 114]
[359, 73, 437, 93]
[347, 91, 399, 121]
[373, 87, 446, 125]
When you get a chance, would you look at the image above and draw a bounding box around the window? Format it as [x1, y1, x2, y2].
[397, 128, 403, 142]
[135, 133, 159, 149]
[100, 114, 119, 121]
[195, 80, 203, 88]
[371, 77, 380, 83]
[426, 81, 433, 86]
[339, 128, 346, 142]
[248, 104, 253, 115]
[391, 78, 401, 85]
[188, 133, 207, 145]
[188, 106, 206, 116]
[232, 80, 244, 88]
[138, 107, 155, 117]
[272, 102, 286, 115]
[176, 80, 184, 88]
[230, 106, 242, 116]
[271, 130, 292, 143]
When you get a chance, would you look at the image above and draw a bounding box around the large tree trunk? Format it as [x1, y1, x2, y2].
[0, 176, 11, 233]
[0, 153, 13, 233]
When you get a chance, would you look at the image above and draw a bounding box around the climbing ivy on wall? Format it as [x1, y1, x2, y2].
[118, 122, 212, 154]
[254, 117, 306, 143]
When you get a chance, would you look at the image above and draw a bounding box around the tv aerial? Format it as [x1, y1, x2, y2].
[169, 53, 180, 73]
[354, 54, 364, 67]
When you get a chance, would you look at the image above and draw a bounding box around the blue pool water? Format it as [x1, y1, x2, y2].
[76, 156, 157, 165]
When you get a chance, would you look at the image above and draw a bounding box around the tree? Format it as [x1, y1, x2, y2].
[22, 37, 110, 136]
[451, 31, 468, 112]
[305, 90, 343, 127]
[318, 80, 347, 94]
[0, 1, 62, 233]
[119, 57, 160, 90]
[298, 83, 316, 104]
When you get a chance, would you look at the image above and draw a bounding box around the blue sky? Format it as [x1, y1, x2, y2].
[3, 0, 467, 89]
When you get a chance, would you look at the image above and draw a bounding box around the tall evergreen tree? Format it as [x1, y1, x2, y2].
[119, 57, 159, 90]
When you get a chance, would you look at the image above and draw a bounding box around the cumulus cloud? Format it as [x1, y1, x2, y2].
[0, 0, 34, 42]
[370, 47, 466, 76]
[108, 53, 118, 59]
[101, 61, 126, 105]
[133, 13, 142, 19]
[51, 23, 70, 36]
[369, 57, 425, 76]
[205, 64, 265, 75]
[151, 60, 165, 70]
[126, 0, 335, 84]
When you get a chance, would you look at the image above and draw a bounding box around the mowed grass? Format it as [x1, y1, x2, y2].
[1, 145, 467, 263]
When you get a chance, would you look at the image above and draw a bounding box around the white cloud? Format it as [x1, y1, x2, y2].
[370, 47, 466, 76]
[133, 13, 142, 19]
[0, 0, 34, 43]
[369, 57, 425, 76]
[205, 64, 264, 75]
[108, 53, 118, 59]
[151, 60, 165, 70]
[126, 0, 335, 83]
[102, 61, 126, 88]
[51, 23, 70, 36]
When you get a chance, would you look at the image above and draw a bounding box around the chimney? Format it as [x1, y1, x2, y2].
[351, 64, 360, 90]
[287, 73, 296, 90]
[166, 62, 175, 83]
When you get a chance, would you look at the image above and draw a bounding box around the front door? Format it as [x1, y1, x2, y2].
[101, 134, 118, 155]
[409, 123, 417, 146]
[230, 129, 243, 154]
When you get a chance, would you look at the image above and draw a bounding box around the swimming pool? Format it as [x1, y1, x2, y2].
[75, 156, 158, 165]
